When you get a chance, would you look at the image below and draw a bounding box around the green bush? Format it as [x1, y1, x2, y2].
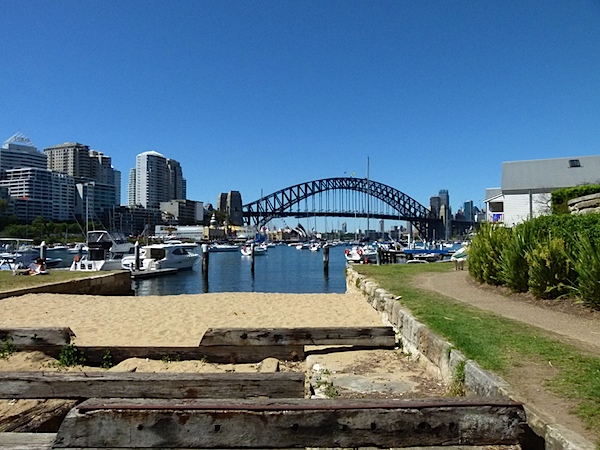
[569, 234, 600, 310]
[527, 237, 573, 299]
[468, 223, 510, 285]
[500, 221, 536, 292]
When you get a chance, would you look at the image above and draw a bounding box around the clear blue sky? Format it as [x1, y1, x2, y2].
[2, 1, 600, 225]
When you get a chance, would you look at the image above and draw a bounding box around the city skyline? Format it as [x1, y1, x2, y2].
[3, 1, 599, 217]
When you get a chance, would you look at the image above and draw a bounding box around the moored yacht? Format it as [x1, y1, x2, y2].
[70, 231, 134, 271]
[121, 242, 200, 271]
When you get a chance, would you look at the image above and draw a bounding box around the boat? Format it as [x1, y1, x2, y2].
[67, 243, 88, 254]
[209, 243, 239, 252]
[121, 242, 200, 271]
[344, 245, 378, 264]
[0, 238, 62, 270]
[240, 244, 267, 256]
[309, 242, 321, 252]
[70, 230, 134, 271]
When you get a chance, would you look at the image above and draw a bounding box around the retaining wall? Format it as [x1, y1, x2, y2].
[0, 271, 133, 300]
[346, 267, 595, 450]
[568, 192, 600, 215]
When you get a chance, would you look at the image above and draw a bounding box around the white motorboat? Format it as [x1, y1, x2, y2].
[0, 238, 62, 270]
[209, 243, 239, 252]
[121, 242, 200, 271]
[70, 230, 134, 271]
[344, 245, 378, 264]
[240, 244, 267, 256]
[67, 243, 88, 254]
[309, 242, 321, 252]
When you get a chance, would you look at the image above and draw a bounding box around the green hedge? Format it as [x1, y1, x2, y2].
[470, 214, 600, 309]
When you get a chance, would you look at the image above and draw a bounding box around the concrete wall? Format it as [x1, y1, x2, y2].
[0, 271, 133, 300]
[346, 267, 595, 450]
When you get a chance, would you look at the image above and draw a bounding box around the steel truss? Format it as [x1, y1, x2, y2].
[243, 177, 440, 238]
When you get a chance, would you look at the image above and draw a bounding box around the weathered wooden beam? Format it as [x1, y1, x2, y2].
[0, 432, 56, 449]
[79, 345, 304, 364]
[54, 397, 526, 448]
[200, 327, 396, 347]
[0, 328, 74, 349]
[0, 371, 305, 399]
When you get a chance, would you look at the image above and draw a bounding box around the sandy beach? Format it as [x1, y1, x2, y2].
[0, 292, 384, 347]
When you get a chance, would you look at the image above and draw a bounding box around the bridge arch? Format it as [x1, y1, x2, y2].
[242, 177, 440, 238]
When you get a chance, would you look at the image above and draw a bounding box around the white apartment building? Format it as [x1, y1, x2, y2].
[129, 151, 186, 209]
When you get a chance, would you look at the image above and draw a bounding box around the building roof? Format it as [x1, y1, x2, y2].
[502, 155, 600, 194]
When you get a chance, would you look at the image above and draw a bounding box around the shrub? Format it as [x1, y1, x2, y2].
[569, 234, 600, 310]
[500, 221, 536, 292]
[527, 237, 573, 299]
[468, 223, 510, 285]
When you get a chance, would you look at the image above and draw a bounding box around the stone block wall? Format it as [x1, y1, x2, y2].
[0, 271, 133, 300]
[345, 267, 595, 450]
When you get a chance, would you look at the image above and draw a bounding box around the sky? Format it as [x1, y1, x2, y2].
[2, 1, 600, 230]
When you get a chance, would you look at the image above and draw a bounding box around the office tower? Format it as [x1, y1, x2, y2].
[1, 133, 47, 174]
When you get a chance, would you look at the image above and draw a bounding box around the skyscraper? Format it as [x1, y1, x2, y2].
[44, 142, 92, 180]
[128, 151, 186, 209]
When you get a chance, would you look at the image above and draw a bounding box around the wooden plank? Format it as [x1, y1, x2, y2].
[0, 432, 56, 450]
[0, 372, 305, 399]
[0, 328, 74, 349]
[54, 397, 526, 448]
[199, 326, 396, 347]
[79, 345, 304, 364]
[0, 399, 77, 433]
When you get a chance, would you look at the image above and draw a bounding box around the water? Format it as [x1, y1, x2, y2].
[133, 244, 348, 295]
[49, 245, 349, 295]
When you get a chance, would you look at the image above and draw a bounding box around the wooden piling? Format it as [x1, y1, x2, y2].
[323, 243, 330, 273]
[134, 241, 140, 271]
[201, 243, 209, 275]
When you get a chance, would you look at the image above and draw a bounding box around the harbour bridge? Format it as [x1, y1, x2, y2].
[242, 177, 445, 239]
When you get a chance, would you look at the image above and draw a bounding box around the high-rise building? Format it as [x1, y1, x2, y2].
[0, 133, 47, 174]
[167, 159, 185, 201]
[44, 142, 92, 180]
[128, 151, 186, 209]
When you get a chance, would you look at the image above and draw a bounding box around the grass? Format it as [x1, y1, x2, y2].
[353, 263, 600, 443]
[0, 270, 114, 292]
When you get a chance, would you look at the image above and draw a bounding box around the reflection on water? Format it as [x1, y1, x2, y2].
[133, 244, 348, 296]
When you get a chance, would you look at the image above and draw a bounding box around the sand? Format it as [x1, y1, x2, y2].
[0, 292, 384, 347]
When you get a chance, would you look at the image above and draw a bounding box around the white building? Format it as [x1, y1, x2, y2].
[128, 151, 186, 209]
[0, 133, 47, 174]
[0, 167, 75, 222]
[485, 155, 600, 226]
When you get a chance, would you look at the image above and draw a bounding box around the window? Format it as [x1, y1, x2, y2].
[569, 159, 581, 168]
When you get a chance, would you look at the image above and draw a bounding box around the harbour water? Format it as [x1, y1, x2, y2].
[50, 244, 349, 295]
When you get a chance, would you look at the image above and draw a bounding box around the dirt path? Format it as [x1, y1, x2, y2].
[413, 270, 600, 353]
[413, 269, 600, 444]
